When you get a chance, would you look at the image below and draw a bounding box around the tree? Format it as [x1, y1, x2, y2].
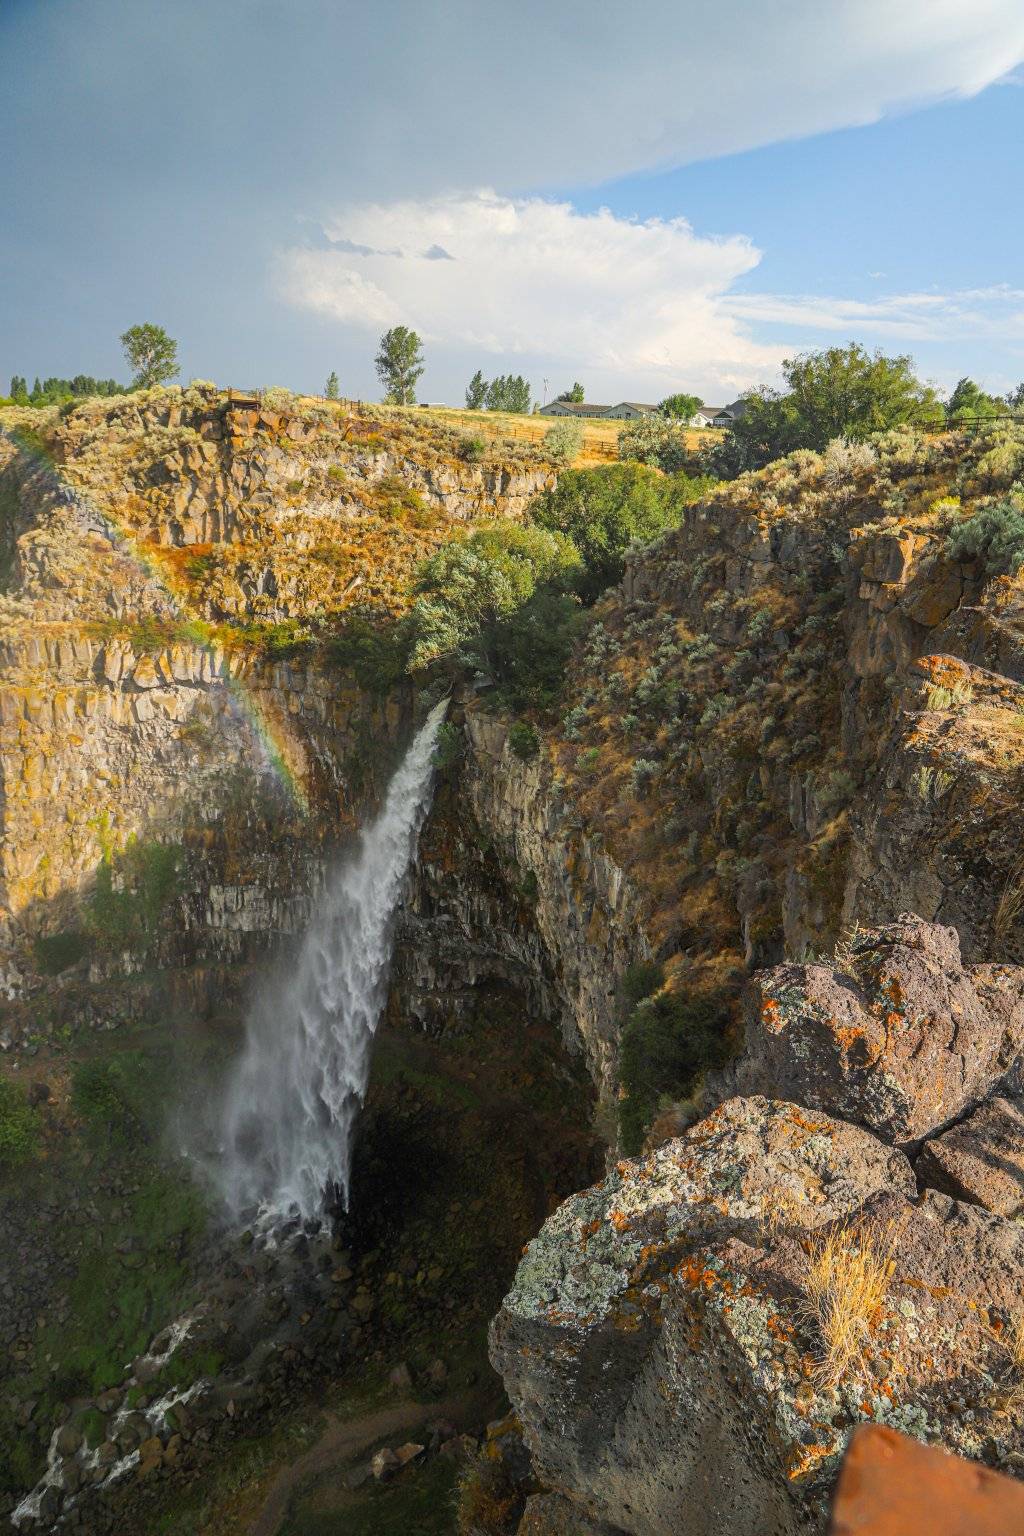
[1007, 383, 1024, 411]
[660, 393, 703, 421]
[120, 324, 179, 389]
[556, 382, 585, 404]
[781, 343, 941, 448]
[325, 370, 340, 400]
[702, 388, 805, 475]
[375, 325, 424, 405]
[465, 369, 488, 410]
[484, 374, 531, 413]
[408, 521, 580, 681]
[532, 463, 713, 602]
[945, 377, 1001, 426]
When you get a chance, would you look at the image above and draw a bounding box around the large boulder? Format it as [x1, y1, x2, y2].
[714, 916, 1024, 1143]
[916, 1093, 1024, 1216]
[490, 1097, 1024, 1536]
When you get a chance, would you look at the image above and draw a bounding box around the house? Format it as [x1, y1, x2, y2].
[538, 400, 659, 420]
[690, 400, 748, 429]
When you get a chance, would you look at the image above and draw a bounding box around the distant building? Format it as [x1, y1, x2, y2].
[538, 400, 659, 420]
[690, 400, 748, 429]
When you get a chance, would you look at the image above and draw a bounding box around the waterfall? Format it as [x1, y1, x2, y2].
[214, 700, 447, 1225]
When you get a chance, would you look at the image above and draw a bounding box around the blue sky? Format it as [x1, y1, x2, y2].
[2, 0, 1023, 404]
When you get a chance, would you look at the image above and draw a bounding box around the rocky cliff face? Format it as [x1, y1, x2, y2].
[0, 389, 556, 994]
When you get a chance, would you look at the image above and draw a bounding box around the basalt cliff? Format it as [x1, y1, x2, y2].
[3, 388, 1024, 1533]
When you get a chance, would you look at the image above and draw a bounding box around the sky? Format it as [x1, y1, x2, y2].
[2, 0, 1024, 407]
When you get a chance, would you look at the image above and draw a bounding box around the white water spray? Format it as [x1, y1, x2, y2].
[214, 701, 447, 1224]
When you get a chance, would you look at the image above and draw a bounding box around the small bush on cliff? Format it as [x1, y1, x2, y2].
[72, 1057, 145, 1142]
[433, 721, 462, 768]
[33, 928, 91, 975]
[945, 492, 1024, 577]
[618, 979, 730, 1155]
[86, 839, 184, 951]
[326, 614, 412, 695]
[508, 721, 539, 759]
[0, 1080, 40, 1172]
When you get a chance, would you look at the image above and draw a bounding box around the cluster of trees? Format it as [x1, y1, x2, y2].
[465, 371, 531, 413]
[7, 375, 127, 406]
[4, 324, 180, 408]
[703, 344, 1023, 478]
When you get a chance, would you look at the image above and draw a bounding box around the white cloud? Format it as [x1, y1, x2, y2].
[278, 191, 782, 399]
[279, 195, 1024, 400]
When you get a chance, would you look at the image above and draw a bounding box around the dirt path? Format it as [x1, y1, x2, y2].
[249, 1392, 476, 1536]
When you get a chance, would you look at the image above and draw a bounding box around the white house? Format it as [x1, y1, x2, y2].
[690, 400, 747, 429]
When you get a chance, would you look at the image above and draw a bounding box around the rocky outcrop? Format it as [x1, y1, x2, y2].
[492, 1094, 1024, 1536]
[915, 1093, 1024, 1216]
[491, 1096, 922, 1536]
[714, 916, 1024, 1143]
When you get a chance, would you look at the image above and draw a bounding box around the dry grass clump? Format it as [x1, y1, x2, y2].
[993, 855, 1024, 943]
[802, 1220, 895, 1387]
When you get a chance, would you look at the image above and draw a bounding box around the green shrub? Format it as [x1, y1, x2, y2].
[531, 463, 713, 602]
[460, 433, 487, 464]
[432, 720, 462, 768]
[87, 840, 183, 951]
[33, 929, 91, 975]
[618, 984, 729, 1155]
[618, 414, 692, 472]
[945, 494, 1024, 577]
[326, 614, 411, 694]
[0, 1080, 40, 1172]
[508, 721, 539, 759]
[376, 472, 425, 518]
[72, 1057, 145, 1142]
[327, 465, 349, 486]
[543, 420, 583, 465]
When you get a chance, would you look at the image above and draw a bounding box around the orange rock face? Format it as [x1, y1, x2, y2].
[830, 1425, 1024, 1535]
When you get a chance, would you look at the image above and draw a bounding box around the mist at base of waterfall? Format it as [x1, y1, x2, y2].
[208, 700, 447, 1228]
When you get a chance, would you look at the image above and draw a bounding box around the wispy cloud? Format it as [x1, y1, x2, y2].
[723, 285, 1024, 343]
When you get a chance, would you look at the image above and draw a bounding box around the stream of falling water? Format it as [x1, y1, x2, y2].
[214, 700, 447, 1225]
